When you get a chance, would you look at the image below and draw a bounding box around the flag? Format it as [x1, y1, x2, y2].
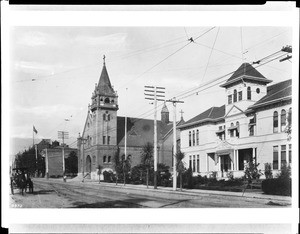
[33, 125, 38, 134]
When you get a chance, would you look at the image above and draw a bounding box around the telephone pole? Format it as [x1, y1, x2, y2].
[166, 98, 184, 191]
[144, 85, 165, 189]
[58, 131, 69, 181]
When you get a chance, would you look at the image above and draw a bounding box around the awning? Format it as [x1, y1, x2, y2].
[215, 129, 225, 134]
[227, 126, 237, 131]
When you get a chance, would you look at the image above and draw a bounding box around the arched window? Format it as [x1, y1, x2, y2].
[233, 89, 237, 102]
[192, 130, 195, 146]
[196, 130, 199, 145]
[103, 114, 106, 121]
[236, 121, 240, 138]
[273, 111, 278, 133]
[103, 155, 107, 163]
[104, 98, 110, 104]
[247, 87, 251, 100]
[189, 131, 191, 147]
[111, 99, 114, 103]
[108, 156, 111, 163]
[288, 107, 292, 126]
[281, 109, 286, 131]
[107, 114, 110, 121]
[230, 123, 234, 137]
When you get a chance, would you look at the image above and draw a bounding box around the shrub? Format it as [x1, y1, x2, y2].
[277, 164, 291, 180]
[226, 171, 234, 180]
[262, 178, 291, 196]
[243, 160, 262, 184]
[264, 163, 273, 179]
[103, 171, 114, 182]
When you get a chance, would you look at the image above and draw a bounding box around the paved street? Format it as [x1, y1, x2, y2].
[10, 178, 291, 208]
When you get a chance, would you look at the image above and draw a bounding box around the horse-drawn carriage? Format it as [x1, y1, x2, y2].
[10, 167, 34, 195]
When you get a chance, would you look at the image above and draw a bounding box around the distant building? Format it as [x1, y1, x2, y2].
[77, 58, 184, 180]
[178, 63, 292, 179]
[41, 145, 78, 177]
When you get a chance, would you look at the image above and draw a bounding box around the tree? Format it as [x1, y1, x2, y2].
[112, 147, 122, 185]
[175, 150, 186, 191]
[243, 158, 263, 194]
[14, 146, 45, 177]
[121, 154, 131, 186]
[141, 142, 153, 188]
[65, 151, 78, 176]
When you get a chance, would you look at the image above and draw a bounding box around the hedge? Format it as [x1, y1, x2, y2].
[261, 178, 291, 196]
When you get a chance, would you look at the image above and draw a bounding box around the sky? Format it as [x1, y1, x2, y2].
[8, 26, 292, 154]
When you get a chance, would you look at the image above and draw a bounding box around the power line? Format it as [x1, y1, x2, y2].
[201, 27, 220, 83]
[176, 52, 289, 101]
[118, 27, 216, 90]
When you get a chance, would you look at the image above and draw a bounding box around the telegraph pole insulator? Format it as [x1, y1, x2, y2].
[281, 45, 292, 53]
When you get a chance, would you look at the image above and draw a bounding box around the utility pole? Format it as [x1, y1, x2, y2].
[280, 45, 292, 62]
[80, 137, 87, 182]
[35, 144, 38, 177]
[144, 85, 165, 189]
[45, 148, 49, 179]
[58, 131, 69, 181]
[124, 88, 128, 186]
[166, 98, 184, 191]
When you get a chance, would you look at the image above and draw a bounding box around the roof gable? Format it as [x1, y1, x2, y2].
[220, 63, 272, 88]
[225, 105, 244, 117]
[227, 63, 265, 82]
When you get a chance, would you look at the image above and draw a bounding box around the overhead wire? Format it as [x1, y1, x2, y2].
[201, 27, 220, 83]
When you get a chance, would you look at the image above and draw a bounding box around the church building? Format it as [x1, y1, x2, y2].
[77, 57, 184, 180]
[178, 63, 292, 179]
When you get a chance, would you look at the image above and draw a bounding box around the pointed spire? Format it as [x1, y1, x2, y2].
[97, 55, 115, 95]
[161, 101, 169, 113]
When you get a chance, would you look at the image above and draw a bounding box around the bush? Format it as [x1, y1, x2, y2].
[226, 171, 234, 180]
[264, 163, 273, 179]
[262, 178, 291, 196]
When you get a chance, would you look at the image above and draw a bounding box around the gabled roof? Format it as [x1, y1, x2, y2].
[220, 63, 272, 88]
[179, 105, 225, 129]
[97, 64, 115, 95]
[117, 116, 183, 147]
[248, 79, 292, 110]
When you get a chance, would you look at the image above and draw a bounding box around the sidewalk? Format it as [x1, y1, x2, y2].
[67, 178, 291, 203]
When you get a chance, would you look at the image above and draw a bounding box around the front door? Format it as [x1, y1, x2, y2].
[220, 155, 231, 177]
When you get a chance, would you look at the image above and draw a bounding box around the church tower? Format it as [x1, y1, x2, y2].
[161, 102, 169, 124]
[90, 55, 119, 146]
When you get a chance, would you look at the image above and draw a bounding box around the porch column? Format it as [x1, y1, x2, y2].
[233, 150, 236, 171]
[218, 155, 221, 171]
[252, 147, 256, 163]
[236, 150, 239, 171]
[206, 154, 209, 172]
[231, 151, 234, 170]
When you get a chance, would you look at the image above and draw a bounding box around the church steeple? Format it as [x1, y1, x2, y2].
[91, 55, 118, 112]
[97, 55, 115, 96]
[161, 102, 169, 124]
